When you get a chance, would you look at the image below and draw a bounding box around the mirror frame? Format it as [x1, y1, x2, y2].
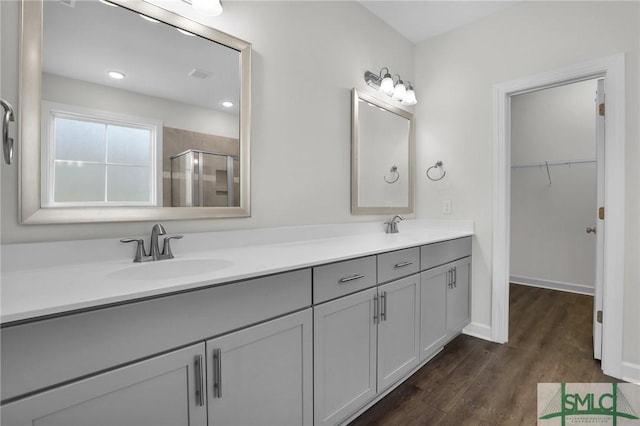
[19, 0, 251, 224]
[351, 89, 414, 215]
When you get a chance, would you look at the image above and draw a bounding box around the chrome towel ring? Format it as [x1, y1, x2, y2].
[384, 165, 400, 184]
[1, 99, 15, 165]
[426, 161, 446, 181]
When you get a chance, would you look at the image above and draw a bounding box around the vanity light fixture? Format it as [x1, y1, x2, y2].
[107, 70, 125, 80]
[364, 68, 418, 105]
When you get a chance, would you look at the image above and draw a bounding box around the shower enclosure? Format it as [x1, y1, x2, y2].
[170, 149, 239, 207]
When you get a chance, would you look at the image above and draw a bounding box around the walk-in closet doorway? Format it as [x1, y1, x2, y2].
[509, 78, 603, 359]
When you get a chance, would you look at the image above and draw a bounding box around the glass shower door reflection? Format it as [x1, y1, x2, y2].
[171, 150, 238, 207]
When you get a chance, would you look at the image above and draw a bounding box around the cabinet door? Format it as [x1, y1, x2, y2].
[314, 288, 378, 426]
[1, 343, 207, 426]
[207, 309, 313, 426]
[446, 257, 471, 337]
[420, 264, 449, 361]
[377, 274, 420, 391]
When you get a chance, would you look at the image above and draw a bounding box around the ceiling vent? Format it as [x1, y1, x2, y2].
[59, 0, 76, 7]
[188, 69, 210, 79]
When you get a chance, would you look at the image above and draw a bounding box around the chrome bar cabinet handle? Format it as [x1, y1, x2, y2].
[380, 291, 387, 321]
[194, 355, 205, 406]
[339, 274, 365, 283]
[394, 261, 413, 268]
[373, 294, 379, 324]
[213, 348, 222, 398]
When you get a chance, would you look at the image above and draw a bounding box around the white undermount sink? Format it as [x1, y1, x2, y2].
[107, 258, 232, 281]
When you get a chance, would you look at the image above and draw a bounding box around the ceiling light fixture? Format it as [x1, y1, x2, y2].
[221, 101, 233, 108]
[191, 0, 223, 16]
[107, 70, 125, 80]
[364, 68, 417, 105]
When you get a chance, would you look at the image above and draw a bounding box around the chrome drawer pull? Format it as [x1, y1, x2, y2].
[194, 355, 205, 406]
[339, 274, 365, 283]
[380, 291, 387, 321]
[394, 261, 413, 268]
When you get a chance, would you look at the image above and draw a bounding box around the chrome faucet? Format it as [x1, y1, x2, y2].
[150, 223, 166, 260]
[384, 215, 404, 234]
[121, 224, 183, 262]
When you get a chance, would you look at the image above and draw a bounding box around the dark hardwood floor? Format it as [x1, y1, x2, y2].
[349, 284, 620, 426]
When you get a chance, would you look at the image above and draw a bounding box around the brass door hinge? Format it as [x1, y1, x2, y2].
[597, 310, 603, 324]
[599, 103, 605, 116]
[599, 207, 605, 220]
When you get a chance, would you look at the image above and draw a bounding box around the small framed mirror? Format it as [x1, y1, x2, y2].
[351, 89, 414, 214]
[19, 0, 251, 224]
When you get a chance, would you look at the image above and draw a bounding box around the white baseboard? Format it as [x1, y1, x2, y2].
[510, 276, 594, 296]
[463, 322, 493, 342]
[622, 361, 640, 384]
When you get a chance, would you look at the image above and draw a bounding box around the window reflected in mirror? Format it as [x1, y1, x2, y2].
[20, 0, 250, 223]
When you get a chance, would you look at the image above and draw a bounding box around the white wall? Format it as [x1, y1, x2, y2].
[510, 80, 597, 293]
[414, 2, 639, 365]
[43, 73, 239, 138]
[0, 0, 414, 243]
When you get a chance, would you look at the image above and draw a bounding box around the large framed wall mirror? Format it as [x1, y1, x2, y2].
[19, 0, 251, 224]
[351, 89, 414, 215]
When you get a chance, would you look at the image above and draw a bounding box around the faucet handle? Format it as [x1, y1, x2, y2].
[120, 238, 148, 263]
[162, 235, 183, 259]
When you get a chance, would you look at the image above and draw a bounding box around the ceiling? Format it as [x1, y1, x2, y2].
[44, 0, 240, 114]
[359, 1, 518, 44]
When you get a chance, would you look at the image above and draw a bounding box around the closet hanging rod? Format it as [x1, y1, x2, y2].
[511, 158, 596, 169]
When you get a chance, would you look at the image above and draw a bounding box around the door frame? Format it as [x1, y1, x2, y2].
[491, 54, 626, 378]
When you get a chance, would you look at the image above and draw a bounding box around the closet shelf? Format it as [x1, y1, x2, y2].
[511, 158, 596, 168]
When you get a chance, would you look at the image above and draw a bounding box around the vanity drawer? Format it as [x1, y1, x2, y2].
[313, 256, 376, 304]
[1, 269, 311, 402]
[377, 247, 420, 284]
[420, 237, 472, 271]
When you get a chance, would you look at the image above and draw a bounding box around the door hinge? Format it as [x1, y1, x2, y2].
[599, 103, 605, 116]
[597, 310, 603, 324]
[599, 206, 605, 220]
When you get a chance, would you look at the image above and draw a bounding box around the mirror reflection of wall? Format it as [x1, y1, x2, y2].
[352, 89, 414, 215]
[358, 100, 410, 208]
[41, 0, 240, 209]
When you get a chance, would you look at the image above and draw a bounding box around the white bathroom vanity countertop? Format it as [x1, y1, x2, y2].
[1, 220, 473, 324]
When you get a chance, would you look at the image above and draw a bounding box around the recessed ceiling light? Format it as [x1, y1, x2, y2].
[176, 28, 196, 37]
[99, 0, 118, 7]
[139, 14, 160, 23]
[221, 101, 233, 108]
[107, 71, 125, 80]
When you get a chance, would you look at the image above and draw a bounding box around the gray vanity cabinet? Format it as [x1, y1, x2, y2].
[313, 253, 420, 426]
[419, 264, 449, 361]
[419, 237, 472, 361]
[376, 274, 420, 391]
[1, 343, 208, 426]
[446, 257, 471, 339]
[206, 309, 313, 426]
[313, 287, 378, 426]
